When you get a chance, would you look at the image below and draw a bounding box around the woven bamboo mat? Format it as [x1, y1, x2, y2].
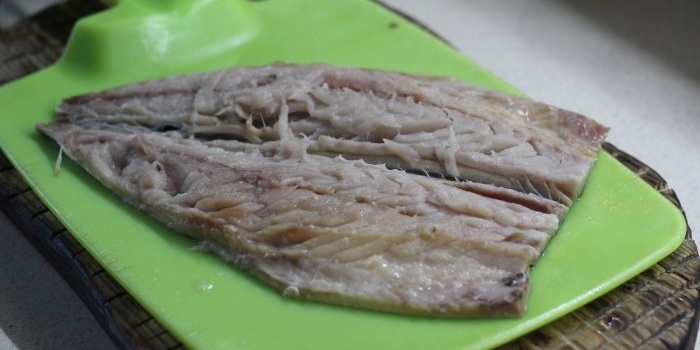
[1, 2, 698, 349]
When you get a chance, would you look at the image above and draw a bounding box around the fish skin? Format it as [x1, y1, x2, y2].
[38, 63, 607, 317]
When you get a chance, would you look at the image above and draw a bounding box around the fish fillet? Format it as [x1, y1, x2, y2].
[38, 63, 607, 317]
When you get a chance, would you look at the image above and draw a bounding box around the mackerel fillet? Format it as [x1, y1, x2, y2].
[38, 63, 608, 317]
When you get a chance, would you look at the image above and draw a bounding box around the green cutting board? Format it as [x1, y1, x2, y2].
[0, 1, 686, 349]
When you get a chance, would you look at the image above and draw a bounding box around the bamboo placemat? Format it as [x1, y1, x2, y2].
[1, 2, 698, 349]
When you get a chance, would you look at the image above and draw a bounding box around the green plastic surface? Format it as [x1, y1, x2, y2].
[0, 1, 687, 349]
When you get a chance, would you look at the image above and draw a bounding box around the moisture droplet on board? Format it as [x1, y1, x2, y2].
[196, 280, 214, 291]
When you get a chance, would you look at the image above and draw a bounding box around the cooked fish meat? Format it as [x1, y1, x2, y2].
[38, 122, 567, 317]
[38, 63, 607, 317]
[56, 63, 608, 205]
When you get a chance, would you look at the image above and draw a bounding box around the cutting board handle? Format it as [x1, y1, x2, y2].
[58, 0, 258, 81]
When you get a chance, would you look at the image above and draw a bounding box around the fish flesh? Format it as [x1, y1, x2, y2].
[56, 63, 608, 205]
[38, 123, 567, 317]
[38, 63, 607, 317]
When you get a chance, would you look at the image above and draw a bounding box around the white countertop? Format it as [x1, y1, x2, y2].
[1, 1, 698, 349]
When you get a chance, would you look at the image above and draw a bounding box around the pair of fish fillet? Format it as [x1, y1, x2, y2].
[38, 63, 608, 317]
